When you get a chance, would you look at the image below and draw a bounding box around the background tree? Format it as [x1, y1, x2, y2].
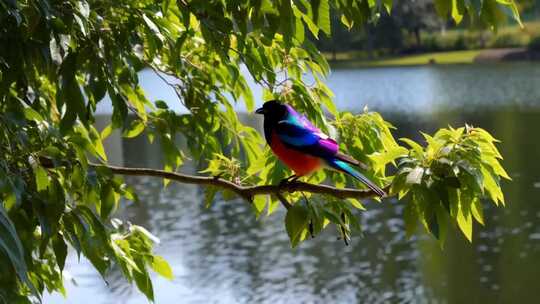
[314, 10, 405, 58]
[0, 0, 519, 302]
[392, 0, 442, 48]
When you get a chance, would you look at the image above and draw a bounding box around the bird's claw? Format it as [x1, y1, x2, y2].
[279, 175, 298, 187]
[278, 178, 291, 188]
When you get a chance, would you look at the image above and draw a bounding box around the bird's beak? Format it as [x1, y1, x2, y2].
[255, 107, 265, 114]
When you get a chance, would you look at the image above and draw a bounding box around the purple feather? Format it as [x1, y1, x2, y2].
[282, 105, 338, 155]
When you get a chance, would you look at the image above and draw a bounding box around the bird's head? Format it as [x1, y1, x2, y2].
[255, 100, 288, 120]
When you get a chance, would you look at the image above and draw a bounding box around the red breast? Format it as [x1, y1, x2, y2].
[270, 131, 321, 176]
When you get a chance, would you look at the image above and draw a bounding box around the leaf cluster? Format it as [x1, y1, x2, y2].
[391, 126, 510, 244]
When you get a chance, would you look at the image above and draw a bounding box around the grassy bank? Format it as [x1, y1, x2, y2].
[330, 49, 483, 67]
[367, 50, 482, 66]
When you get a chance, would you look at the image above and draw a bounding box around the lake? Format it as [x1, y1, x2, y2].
[46, 63, 540, 304]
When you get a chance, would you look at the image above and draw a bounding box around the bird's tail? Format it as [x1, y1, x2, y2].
[326, 159, 386, 197]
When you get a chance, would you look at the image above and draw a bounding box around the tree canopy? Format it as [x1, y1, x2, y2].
[0, 0, 518, 302]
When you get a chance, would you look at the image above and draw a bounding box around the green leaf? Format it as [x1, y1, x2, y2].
[285, 204, 309, 247]
[89, 126, 108, 161]
[505, 0, 523, 27]
[34, 166, 49, 192]
[370, 146, 408, 173]
[142, 14, 161, 36]
[241, 82, 255, 112]
[382, 0, 393, 13]
[52, 234, 68, 271]
[347, 198, 365, 210]
[404, 201, 417, 238]
[293, 8, 305, 43]
[301, 9, 320, 37]
[279, 0, 294, 46]
[481, 165, 504, 205]
[406, 167, 424, 185]
[457, 200, 473, 242]
[425, 205, 439, 239]
[123, 120, 146, 138]
[204, 187, 218, 208]
[78, 0, 90, 18]
[49, 36, 63, 65]
[267, 198, 280, 215]
[111, 239, 141, 274]
[471, 198, 485, 225]
[483, 156, 510, 180]
[23, 107, 43, 121]
[435, 203, 448, 246]
[400, 138, 424, 158]
[100, 184, 117, 219]
[110, 92, 128, 129]
[252, 195, 267, 217]
[151, 255, 173, 280]
[322, 208, 343, 225]
[101, 124, 113, 139]
[340, 14, 353, 29]
[134, 269, 154, 301]
[0, 204, 36, 294]
[391, 173, 410, 199]
[59, 56, 86, 130]
[315, 0, 330, 35]
[155, 100, 169, 109]
[451, 0, 464, 23]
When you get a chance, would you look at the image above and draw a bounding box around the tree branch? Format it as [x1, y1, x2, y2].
[40, 158, 386, 208]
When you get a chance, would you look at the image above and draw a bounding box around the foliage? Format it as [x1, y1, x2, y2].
[491, 32, 528, 47]
[318, 0, 526, 56]
[390, 126, 510, 244]
[0, 0, 518, 302]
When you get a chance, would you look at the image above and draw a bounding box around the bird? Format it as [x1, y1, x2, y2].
[255, 100, 386, 197]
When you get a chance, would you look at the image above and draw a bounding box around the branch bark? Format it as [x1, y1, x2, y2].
[40, 158, 386, 208]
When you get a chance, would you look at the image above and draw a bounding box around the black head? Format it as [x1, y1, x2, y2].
[255, 100, 287, 119]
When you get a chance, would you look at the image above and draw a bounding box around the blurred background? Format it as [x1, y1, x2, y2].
[44, 3, 540, 303]
[316, 0, 540, 65]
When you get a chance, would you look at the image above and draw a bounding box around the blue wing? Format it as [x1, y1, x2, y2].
[275, 120, 319, 146]
[274, 118, 339, 158]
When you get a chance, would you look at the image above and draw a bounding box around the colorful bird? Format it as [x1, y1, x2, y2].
[255, 100, 386, 197]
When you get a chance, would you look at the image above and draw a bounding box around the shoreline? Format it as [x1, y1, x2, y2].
[327, 48, 540, 68]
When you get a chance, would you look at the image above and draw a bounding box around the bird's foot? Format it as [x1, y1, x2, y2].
[278, 178, 290, 188]
[279, 175, 298, 187]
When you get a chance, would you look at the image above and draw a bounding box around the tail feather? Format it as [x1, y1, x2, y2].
[326, 159, 386, 197]
[335, 152, 369, 170]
